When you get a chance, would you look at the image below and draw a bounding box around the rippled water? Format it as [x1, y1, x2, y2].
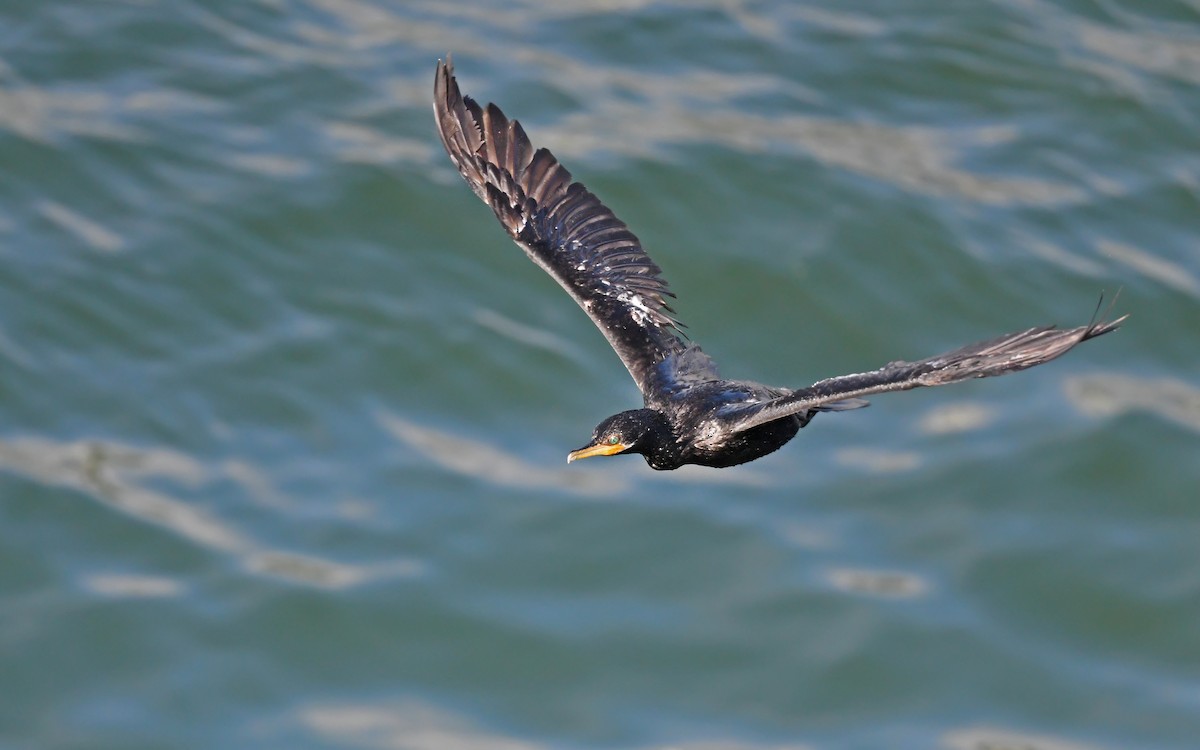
[2, 1, 1198, 748]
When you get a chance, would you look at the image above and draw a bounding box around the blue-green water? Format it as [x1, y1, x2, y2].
[2, 1, 1198, 748]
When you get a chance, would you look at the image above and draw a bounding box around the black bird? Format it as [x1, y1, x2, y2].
[433, 60, 1125, 470]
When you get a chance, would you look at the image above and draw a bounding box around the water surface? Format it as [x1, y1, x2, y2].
[2, 1, 1198, 748]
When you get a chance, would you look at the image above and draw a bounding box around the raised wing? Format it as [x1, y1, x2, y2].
[434, 59, 704, 398]
[722, 306, 1127, 434]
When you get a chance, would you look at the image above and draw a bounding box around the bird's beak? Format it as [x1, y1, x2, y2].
[567, 441, 627, 463]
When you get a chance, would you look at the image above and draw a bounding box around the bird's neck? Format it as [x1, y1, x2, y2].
[636, 409, 683, 470]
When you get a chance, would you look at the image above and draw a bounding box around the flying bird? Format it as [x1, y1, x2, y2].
[433, 59, 1125, 470]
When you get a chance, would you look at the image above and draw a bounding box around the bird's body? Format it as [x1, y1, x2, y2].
[433, 59, 1125, 470]
[602, 383, 801, 471]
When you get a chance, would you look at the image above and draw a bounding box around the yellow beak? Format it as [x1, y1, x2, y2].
[566, 441, 627, 463]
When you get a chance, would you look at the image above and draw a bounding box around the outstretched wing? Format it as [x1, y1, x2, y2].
[434, 59, 704, 398]
[722, 307, 1127, 434]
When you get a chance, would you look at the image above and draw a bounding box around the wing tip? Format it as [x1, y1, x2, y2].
[1081, 288, 1129, 341]
[434, 55, 455, 115]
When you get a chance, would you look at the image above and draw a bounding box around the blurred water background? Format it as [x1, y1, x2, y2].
[2, 1, 1199, 748]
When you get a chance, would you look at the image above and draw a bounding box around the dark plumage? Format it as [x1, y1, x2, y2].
[433, 59, 1126, 470]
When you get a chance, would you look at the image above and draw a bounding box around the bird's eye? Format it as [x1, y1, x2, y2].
[607, 435, 620, 445]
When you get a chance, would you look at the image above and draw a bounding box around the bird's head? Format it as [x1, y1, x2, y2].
[567, 409, 670, 464]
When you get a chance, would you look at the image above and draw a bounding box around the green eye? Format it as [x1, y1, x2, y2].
[607, 435, 620, 445]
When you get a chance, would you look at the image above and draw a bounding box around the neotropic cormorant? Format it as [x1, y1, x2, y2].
[433, 59, 1125, 470]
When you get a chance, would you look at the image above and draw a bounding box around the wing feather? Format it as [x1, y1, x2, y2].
[722, 308, 1127, 434]
[434, 58, 703, 397]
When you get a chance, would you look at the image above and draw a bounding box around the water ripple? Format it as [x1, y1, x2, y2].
[835, 447, 923, 474]
[825, 567, 930, 599]
[1065, 373, 1200, 434]
[943, 725, 1104, 750]
[290, 699, 814, 750]
[443, 70, 1083, 206]
[36, 201, 126, 254]
[1096, 239, 1200, 297]
[918, 402, 998, 436]
[0, 435, 420, 589]
[81, 573, 185, 599]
